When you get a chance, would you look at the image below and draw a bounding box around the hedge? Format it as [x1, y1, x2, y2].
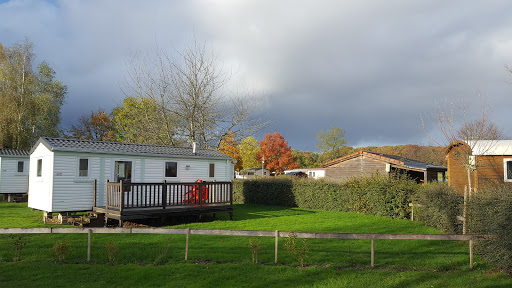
[468, 184, 512, 275]
[412, 183, 463, 234]
[233, 173, 418, 220]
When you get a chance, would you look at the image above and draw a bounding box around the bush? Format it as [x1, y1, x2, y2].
[413, 183, 462, 234]
[233, 173, 418, 220]
[53, 241, 71, 262]
[468, 184, 512, 275]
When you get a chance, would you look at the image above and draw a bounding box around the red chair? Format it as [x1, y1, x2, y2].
[183, 179, 209, 204]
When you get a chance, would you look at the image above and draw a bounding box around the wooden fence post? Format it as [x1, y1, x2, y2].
[470, 239, 473, 269]
[275, 230, 279, 264]
[87, 229, 92, 263]
[371, 238, 375, 268]
[185, 228, 190, 261]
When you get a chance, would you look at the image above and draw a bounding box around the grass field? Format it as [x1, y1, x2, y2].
[0, 202, 511, 287]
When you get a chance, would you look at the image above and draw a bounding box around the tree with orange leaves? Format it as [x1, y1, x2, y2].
[69, 109, 116, 142]
[218, 132, 243, 171]
[259, 132, 298, 174]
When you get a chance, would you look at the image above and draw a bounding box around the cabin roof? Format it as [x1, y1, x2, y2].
[31, 137, 232, 160]
[0, 149, 30, 157]
[322, 151, 447, 171]
[447, 140, 512, 156]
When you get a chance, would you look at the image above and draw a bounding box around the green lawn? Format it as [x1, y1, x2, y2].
[0, 202, 511, 287]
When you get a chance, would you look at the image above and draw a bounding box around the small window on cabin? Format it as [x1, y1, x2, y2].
[37, 159, 42, 177]
[165, 162, 177, 178]
[209, 163, 215, 178]
[504, 159, 512, 182]
[17, 161, 24, 173]
[79, 158, 89, 177]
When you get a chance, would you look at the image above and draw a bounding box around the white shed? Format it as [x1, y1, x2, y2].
[0, 149, 30, 200]
[28, 137, 234, 213]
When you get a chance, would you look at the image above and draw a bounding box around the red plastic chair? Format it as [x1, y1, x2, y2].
[183, 179, 209, 204]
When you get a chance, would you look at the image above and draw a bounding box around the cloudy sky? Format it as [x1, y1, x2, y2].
[1, 0, 512, 151]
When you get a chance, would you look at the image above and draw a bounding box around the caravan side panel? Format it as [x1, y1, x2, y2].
[28, 144, 54, 212]
[51, 152, 97, 212]
[0, 157, 29, 194]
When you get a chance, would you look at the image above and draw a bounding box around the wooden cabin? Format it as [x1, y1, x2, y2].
[0, 149, 30, 201]
[322, 151, 447, 183]
[446, 140, 512, 192]
[28, 138, 234, 224]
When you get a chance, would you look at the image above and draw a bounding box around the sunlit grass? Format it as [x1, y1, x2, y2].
[0, 202, 510, 287]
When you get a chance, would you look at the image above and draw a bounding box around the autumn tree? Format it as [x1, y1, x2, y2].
[218, 131, 243, 171]
[259, 132, 298, 174]
[123, 39, 268, 149]
[0, 40, 66, 149]
[239, 136, 260, 169]
[68, 109, 116, 141]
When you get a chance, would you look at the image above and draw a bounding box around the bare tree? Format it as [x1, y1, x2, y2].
[123, 40, 268, 149]
[422, 100, 503, 193]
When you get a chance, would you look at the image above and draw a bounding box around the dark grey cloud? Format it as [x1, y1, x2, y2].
[1, 0, 512, 151]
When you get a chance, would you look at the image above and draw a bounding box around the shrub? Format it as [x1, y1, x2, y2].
[249, 238, 261, 264]
[233, 173, 418, 220]
[413, 183, 462, 234]
[468, 184, 512, 275]
[11, 235, 27, 262]
[284, 232, 308, 267]
[53, 241, 71, 262]
[154, 237, 173, 265]
[105, 242, 119, 263]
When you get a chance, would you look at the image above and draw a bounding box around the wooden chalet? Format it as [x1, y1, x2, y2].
[446, 140, 512, 192]
[28, 138, 234, 225]
[322, 151, 447, 183]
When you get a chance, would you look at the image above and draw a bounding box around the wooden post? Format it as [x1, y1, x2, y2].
[229, 181, 233, 206]
[275, 230, 279, 264]
[463, 186, 467, 235]
[411, 203, 414, 221]
[185, 228, 190, 261]
[469, 239, 474, 269]
[93, 179, 97, 208]
[87, 229, 92, 263]
[162, 180, 167, 209]
[119, 180, 124, 214]
[106, 180, 110, 209]
[371, 239, 375, 268]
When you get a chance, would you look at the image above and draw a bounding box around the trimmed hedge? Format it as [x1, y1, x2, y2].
[233, 173, 418, 219]
[468, 184, 512, 275]
[413, 183, 463, 234]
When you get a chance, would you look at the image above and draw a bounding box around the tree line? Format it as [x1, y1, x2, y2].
[0, 40, 66, 149]
[1, 39, 447, 173]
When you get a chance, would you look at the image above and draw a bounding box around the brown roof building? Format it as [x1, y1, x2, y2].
[322, 151, 447, 183]
[446, 140, 512, 193]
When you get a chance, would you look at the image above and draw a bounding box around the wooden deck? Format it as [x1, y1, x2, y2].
[93, 181, 233, 225]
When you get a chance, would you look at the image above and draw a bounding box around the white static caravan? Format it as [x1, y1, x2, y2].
[28, 137, 234, 213]
[0, 149, 30, 198]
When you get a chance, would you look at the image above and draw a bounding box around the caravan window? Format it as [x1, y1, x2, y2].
[209, 163, 215, 178]
[17, 161, 24, 173]
[504, 159, 512, 182]
[115, 161, 132, 182]
[37, 159, 42, 177]
[79, 158, 89, 177]
[165, 162, 177, 178]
